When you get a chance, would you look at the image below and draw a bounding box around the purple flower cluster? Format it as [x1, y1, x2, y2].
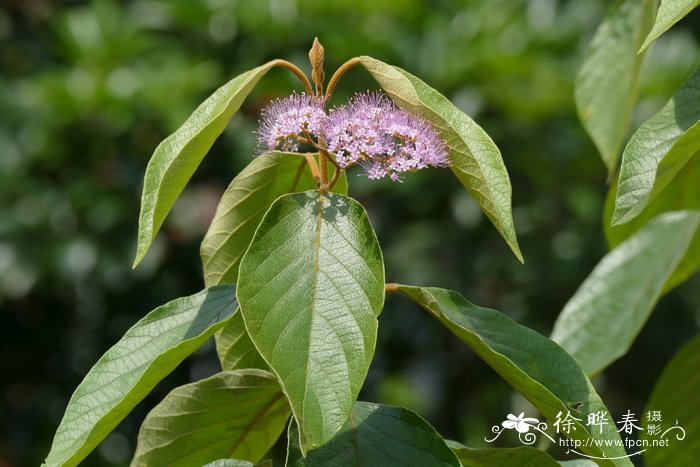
[324, 92, 449, 181]
[256, 91, 449, 181]
[255, 93, 326, 152]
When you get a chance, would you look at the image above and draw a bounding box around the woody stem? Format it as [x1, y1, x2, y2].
[272, 59, 313, 95]
[325, 57, 361, 102]
[319, 150, 329, 189]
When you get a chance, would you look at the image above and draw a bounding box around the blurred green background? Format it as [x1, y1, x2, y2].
[1, 0, 699, 465]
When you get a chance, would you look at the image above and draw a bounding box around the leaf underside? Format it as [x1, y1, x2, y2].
[131, 369, 290, 466]
[639, 0, 700, 52]
[575, 0, 657, 173]
[237, 190, 385, 454]
[357, 56, 523, 263]
[552, 211, 700, 377]
[613, 65, 700, 225]
[44, 285, 237, 467]
[201, 151, 348, 287]
[134, 61, 278, 267]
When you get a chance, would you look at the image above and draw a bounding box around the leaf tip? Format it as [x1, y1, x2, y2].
[509, 240, 525, 264]
[132, 245, 147, 269]
[610, 207, 634, 227]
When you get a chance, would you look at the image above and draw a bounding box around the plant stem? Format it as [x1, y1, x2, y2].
[319, 150, 329, 190]
[385, 283, 399, 293]
[325, 57, 360, 102]
[304, 153, 322, 186]
[326, 154, 342, 190]
[272, 59, 313, 95]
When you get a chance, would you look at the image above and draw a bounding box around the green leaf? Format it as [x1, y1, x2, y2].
[44, 285, 237, 467]
[215, 310, 269, 371]
[642, 334, 700, 466]
[357, 56, 523, 263]
[639, 0, 700, 52]
[446, 441, 559, 467]
[575, 0, 657, 173]
[394, 285, 630, 466]
[237, 191, 384, 454]
[558, 461, 600, 467]
[286, 402, 460, 466]
[134, 61, 278, 267]
[604, 156, 700, 291]
[552, 211, 700, 376]
[203, 460, 272, 467]
[201, 151, 348, 287]
[131, 369, 290, 466]
[202, 461, 254, 467]
[612, 65, 700, 225]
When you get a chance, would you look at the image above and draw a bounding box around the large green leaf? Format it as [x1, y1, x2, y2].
[552, 211, 700, 376]
[286, 402, 460, 466]
[446, 441, 559, 467]
[639, 0, 700, 52]
[203, 461, 272, 467]
[604, 156, 700, 291]
[357, 56, 522, 263]
[575, 0, 657, 173]
[237, 191, 384, 454]
[43, 285, 237, 467]
[394, 285, 630, 466]
[642, 334, 700, 466]
[131, 369, 290, 466]
[612, 65, 700, 225]
[134, 61, 277, 267]
[215, 311, 269, 371]
[201, 151, 348, 287]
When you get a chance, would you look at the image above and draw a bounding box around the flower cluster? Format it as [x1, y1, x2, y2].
[256, 91, 449, 181]
[255, 93, 326, 152]
[324, 92, 449, 181]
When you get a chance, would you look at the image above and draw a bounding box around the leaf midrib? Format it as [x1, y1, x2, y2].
[300, 189, 325, 438]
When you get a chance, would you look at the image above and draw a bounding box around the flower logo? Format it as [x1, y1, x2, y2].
[502, 413, 540, 433]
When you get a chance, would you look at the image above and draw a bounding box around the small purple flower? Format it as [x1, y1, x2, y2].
[256, 93, 326, 152]
[323, 91, 449, 181]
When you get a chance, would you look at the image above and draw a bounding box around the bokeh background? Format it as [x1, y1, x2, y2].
[2, 0, 699, 465]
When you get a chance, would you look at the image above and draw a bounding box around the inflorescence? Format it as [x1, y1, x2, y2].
[255, 91, 449, 181]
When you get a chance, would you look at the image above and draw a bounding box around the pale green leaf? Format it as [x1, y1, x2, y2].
[612, 65, 700, 225]
[552, 211, 700, 376]
[357, 56, 523, 262]
[134, 61, 278, 267]
[43, 285, 237, 467]
[639, 0, 700, 52]
[237, 191, 384, 454]
[286, 402, 460, 466]
[202, 461, 253, 467]
[642, 334, 700, 466]
[201, 151, 348, 287]
[575, 0, 657, 173]
[395, 285, 630, 465]
[215, 310, 269, 372]
[203, 460, 271, 467]
[446, 441, 559, 467]
[131, 369, 290, 466]
[604, 156, 700, 291]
